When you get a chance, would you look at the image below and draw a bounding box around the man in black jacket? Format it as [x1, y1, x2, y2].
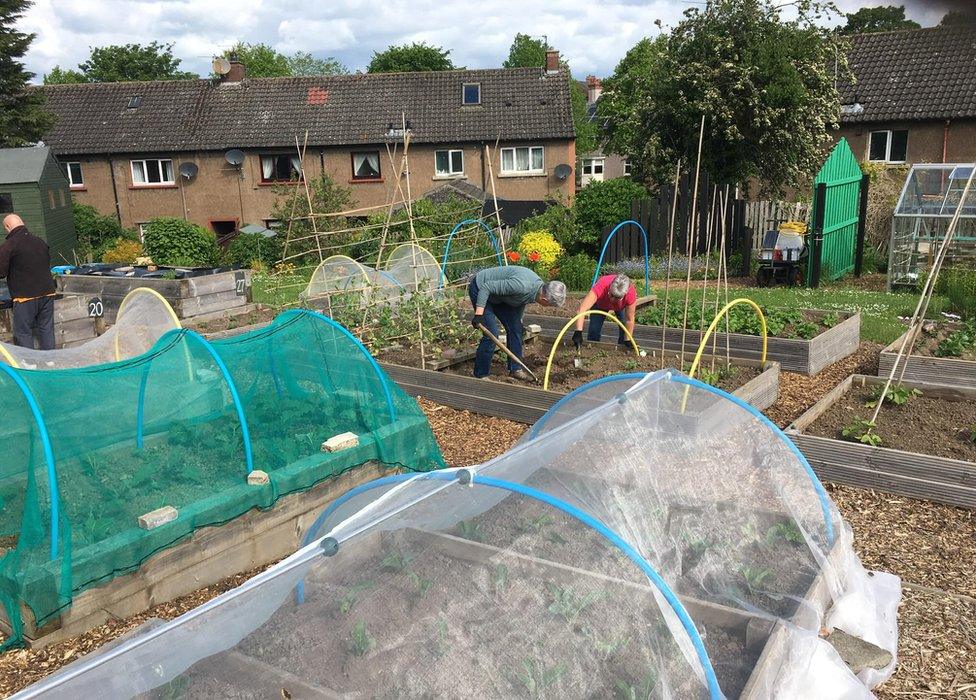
[0, 215, 57, 349]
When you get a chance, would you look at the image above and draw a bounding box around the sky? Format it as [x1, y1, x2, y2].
[16, 0, 970, 82]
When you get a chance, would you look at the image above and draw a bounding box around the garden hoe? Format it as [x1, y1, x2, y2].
[476, 323, 539, 383]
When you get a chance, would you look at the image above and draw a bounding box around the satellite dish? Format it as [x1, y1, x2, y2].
[225, 149, 245, 167]
[179, 162, 198, 180]
[554, 163, 572, 180]
[213, 57, 232, 75]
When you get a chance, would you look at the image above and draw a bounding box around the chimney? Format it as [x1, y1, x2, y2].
[585, 75, 603, 103]
[223, 56, 246, 83]
[545, 50, 560, 74]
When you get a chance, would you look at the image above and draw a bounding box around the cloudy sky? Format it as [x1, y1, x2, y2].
[17, 0, 969, 81]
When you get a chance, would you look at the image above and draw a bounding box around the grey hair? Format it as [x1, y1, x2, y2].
[609, 274, 632, 299]
[541, 280, 567, 308]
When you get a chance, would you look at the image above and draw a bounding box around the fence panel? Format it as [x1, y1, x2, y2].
[807, 139, 863, 284]
[745, 200, 811, 248]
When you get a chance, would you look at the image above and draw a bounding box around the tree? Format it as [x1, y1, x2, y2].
[603, 0, 844, 193]
[43, 42, 196, 83]
[286, 51, 347, 76]
[72, 202, 138, 262]
[221, 42, 290, 78]
[573, 179, 648, 255]
[367, 42, 454, 73]
[0, 0, 54, 147]
[840, 5, 919, 34]
[597, 37, 666, 169]
[941, 10, 976, 25]
[42, 65, 86, 84]
[501, 34, 599, 155]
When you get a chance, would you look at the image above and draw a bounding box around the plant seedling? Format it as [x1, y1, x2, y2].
[740, 566, 774, 593]
[697, 367, 720, 387]
[430, 618, 450, 658]
[766, 521, 803, 546]
[515, 658, 567, 698]
[842, 418, 882, 446]
[457, 519, 483, 542]
[407, 570, 432, 599]
[381, 549, 415, 572]
[795, 322, 819, 340]
[622, 359, 640, 371]
[969, 426, 976, 444]
[547, 584, 606, 623]
[615, 670, 658, 700]
[822, 312, 840, 328]
[338, 581, 376, 615]
[493, 563, 509, 593]
[517, 513, 552, 534]
[349, 620, 376, 657]
[546, 531, 568, 546]
[865, 384, 921, 408]
[590, 631, 631, 660]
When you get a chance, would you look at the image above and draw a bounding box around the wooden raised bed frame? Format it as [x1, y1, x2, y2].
[526, 309, 860, 376]
[878, 324, 976, 389]
[787, 374, 976, 509]
[0, 295, 97, 349]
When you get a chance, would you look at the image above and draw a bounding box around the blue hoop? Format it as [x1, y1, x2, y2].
[529, 372, 650, 439]
[0, 364, 61, 558]
[136, 329, 255, 475]
[592, 220, 650, 292]
[441, 219, 503, 278]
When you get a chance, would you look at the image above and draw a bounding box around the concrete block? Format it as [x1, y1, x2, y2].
[138, 506, 178, 531]
[321, 432, 359, 452]
[826, 629, 893, 674]
[527, 324, 542, 334]
[247, 470, 270, 486]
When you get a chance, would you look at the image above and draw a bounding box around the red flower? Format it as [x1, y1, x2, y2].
[507, 251, 521, 262]
[528, 251, 541, 262]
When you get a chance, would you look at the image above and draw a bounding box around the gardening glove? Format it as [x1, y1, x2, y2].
[572, 330, 584, 350]
[471, 313, 484, 329]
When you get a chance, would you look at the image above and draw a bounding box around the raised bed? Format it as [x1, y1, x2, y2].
[879, 322, 976, 389]
[57, 269, 252, 322]
[0, 410, 434, 648]
[0, 295, 97, 349]
[525, 309, 860, 375]
[786, 375, 976, 509]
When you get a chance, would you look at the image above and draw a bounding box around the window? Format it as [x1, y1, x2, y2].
[868, 130, 908, 163]
[63, 161, 84, 187]
[48, 191, 56, 209]
[581, 158, 604, 175]
[435, 149, 464, 176]
[351, 151, 381, 180]
[59, 189, 66, 207]
[462, 83, 481, 105]
[260, 154, 302, 182]
[127, 96, 142, 109]
[0, 193, 12, 214]
[500, 146, 544, 174]
[131, 159, 175, 186]
[624, 159, 632, 176]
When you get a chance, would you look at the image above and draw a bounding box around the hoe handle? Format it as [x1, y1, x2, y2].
[476, 323, 539, 383]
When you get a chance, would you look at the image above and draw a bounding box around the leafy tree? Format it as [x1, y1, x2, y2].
[286, 51, 346, 76]
[270, 175, 354, 262]
[573, 178, 648, 255]
[221, 42, 290, 78]
[143, 217, 220, 267]
[501, 33, 599, 155]
[0, 0, 54, 147]
[606, 0, 844, 193]
[367, 42, 455, 73]
[71, 42, 197, 82]
[42, 65, 86, 84]
[840, 5, 919, 34]
[941, 10, 976, 25]
[597, 37, 666, 173]
[72, 202, 138, 262]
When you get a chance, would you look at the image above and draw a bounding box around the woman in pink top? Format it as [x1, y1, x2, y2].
[572, 273, 637, 348]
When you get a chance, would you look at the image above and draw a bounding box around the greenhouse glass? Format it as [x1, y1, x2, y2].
[889, 163, 976, 288]
[21, 372, 900, 699]
[0, 309, 443, 647]
[0, 287, 181, 370]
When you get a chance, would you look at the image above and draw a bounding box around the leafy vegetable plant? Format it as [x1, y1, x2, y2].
[349, 620, 376, 657]
[515, 658, 567, 698]
[740, 566, 774, 592]
[547, 584, 606, 623]
[865, 384, 921, 408]
[842, 418, 882, 446]
[615, 671, 658, 700]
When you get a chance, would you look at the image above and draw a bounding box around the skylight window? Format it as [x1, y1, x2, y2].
[127, 96, 142, 109]
[462, 83, 481, 105]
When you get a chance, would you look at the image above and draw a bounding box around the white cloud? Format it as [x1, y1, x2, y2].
[17, 0, 963, 82]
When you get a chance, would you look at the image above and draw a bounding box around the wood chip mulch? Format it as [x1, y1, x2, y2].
[417, 396, 526, 466]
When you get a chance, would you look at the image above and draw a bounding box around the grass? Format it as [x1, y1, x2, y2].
[659, 284, 945, 345]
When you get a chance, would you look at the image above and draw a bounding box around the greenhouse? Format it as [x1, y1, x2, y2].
[0, 309, 443, 647]
[0, 287, 181, 370]
[19, 372, 899, 699]
[888, 163, 976, 289]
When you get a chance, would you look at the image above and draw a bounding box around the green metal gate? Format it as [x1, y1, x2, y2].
[807, 139, 863, 285]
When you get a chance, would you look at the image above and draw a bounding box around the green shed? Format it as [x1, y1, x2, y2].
[0, 146, 77, 264]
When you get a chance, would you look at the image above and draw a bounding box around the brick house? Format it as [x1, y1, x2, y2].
[837, 24, 976, 165]
[38, 55, 576, 238]
[577, 76, 629, 187]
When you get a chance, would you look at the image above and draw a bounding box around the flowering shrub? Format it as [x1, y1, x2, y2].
[517, 230, 563, 274]
[506, 250, 521, 263]
[101, 238, 143, 264]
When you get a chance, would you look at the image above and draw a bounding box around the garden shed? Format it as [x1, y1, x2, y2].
[888, 163, 976, 289]
[0, 147, 77, 264]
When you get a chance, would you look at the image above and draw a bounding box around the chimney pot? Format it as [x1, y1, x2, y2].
[585, 75, 603, 103]
[545, 50, 560, 73]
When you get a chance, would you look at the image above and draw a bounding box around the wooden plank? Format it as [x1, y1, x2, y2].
[879, 324, 976, 389]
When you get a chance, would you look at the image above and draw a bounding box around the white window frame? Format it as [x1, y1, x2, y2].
[130, 158, 175, 186]
[65, 161, 84, 188]
[623, 159, 632, 176]
[462, 83, 481, 105]
[260, 154, 303, 183]
[581, 158, 605, 176]
[868, 130, 908, 164]
[500, 146, 545, 175]
[435, 149, 464, 177]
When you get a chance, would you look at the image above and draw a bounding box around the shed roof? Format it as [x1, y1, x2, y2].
[0, 146, 52, 185]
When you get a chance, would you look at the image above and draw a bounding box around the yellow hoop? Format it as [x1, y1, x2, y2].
[114, 287, 182, 361]
[0, 343, 19, 368]
[543, 310, 640, 391]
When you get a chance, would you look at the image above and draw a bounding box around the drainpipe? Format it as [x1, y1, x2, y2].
[107, 157, 122, 224]
[942, 120, 950, 163]
[480, 142, 487, 190]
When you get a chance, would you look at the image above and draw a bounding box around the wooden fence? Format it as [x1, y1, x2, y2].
[744, 200, 810, 248]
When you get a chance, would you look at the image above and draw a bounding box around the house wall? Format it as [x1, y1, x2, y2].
[837, 118, 976, 164]
[66, 140, 575, 233]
